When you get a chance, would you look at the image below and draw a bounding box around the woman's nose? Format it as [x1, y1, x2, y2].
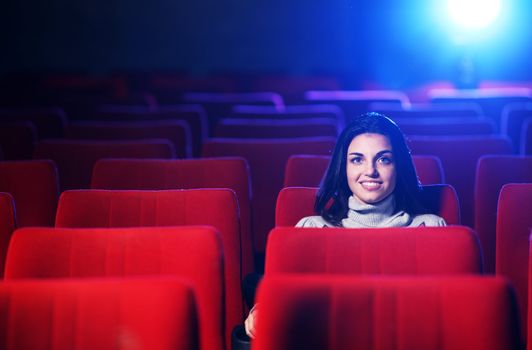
[364, 162, 378, 177]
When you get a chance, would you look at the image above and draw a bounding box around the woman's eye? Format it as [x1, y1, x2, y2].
[378, 156, 393, 165]
[350, 157, 363, 164]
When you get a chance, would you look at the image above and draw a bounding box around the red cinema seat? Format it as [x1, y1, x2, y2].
[0, 192, 15, 277]
[54, 189, 242, 349]
[33, 139, 175, 191]
[66, 120, 193, 158]
[369, 102, 483, 119]
[4, 226, 223, 350]
[91, 157, 254, 276]
[408, 135, 513, 228]
[500, 102, 532, 153]
[254, 276, 521, 350]
[0, 160, 59, 227]
[266, 226, 482, 275]
[231, 104, 345, 130]
[429, 87, 532, 122]
[522, 118, 532, 155]
[0, 121, 37, 160]
[283, 154, 444, 187]
[276, 185, 460, 227]
[0, 278, 199, 350]
[475, 156, 532, 273]
[202, 137, 335, 255]
[181, 92, 284, 129]
[395, 117, 497, 136]
[496, 184, 532, 337]
[304, 90, 409, 123]
[95, 104, 208, 157]
[251, 76, 341, 104]
[214, 118, 339, 138]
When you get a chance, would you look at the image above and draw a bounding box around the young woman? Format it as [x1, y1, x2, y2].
[244, 112, 446, 338]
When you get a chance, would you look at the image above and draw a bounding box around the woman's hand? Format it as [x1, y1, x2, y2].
[244, 304, 259, 339]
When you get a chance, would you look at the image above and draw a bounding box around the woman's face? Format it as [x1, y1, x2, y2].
[346, 133, 396, 204]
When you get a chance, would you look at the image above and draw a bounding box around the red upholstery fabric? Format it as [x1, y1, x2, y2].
[202, 137, 335, 253]
[283, 154, 445, 188]
[275, 185, 460, 227]
[370, 102, 483, 119]
[500, 102, 532, 153]
[214, 118, 339, 138]
[231, 104, 344, 127]
[90, 157, 254, 276]
[0, 192, 15, 278]
[54, 189, 241, 349]
[0, 278, 199, 350]
[95, 104, 208, 157]
[250, 76, 341, 103]
[4, 227, 222, 350]
[33, 139, 175, 191]
[304, 90, 409, 123]
[528, 236, 532, 350]
[0, 160, 59, 227]
[430, 88, 532, 121]
[265, 226, 482, 275]
[254, 276, 521, 350]
[181, 92, 284, 128]
[522, 118, 532, 155]
[475, 156, 532, 273]
[66, 120, 193, 158]
[0, 121, 37, 160]
[408, 136, 513, 227]
[395, 117, 496, 135]
[496, 184, 532, 337]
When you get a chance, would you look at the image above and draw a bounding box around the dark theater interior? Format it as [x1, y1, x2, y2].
[1, 0, 532, 349]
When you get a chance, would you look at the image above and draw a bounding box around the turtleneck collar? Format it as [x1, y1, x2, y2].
[341, 194, 412, 228]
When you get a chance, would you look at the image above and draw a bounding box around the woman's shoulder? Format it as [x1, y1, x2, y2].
[410, 213, 447, 227]
[295, 216, 336, 228]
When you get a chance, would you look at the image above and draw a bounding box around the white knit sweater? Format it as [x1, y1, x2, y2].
[296, 194, 446, 228]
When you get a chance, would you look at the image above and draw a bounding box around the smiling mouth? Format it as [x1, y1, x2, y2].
[360, 181, 382, 191]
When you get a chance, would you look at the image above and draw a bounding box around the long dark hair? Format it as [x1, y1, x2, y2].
[315, 112, 425, 226]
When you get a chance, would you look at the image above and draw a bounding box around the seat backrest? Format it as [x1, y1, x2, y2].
[304, 90, 409, 123]
[521, 117, 532, 155]
[66, 120, 193, 158]
[254, 275, 521, 350]
[213, 118, 339, 138]
[202, 137, 335, 254]
[54, 189, 241, 349]
[90, 157, 253, 276]
[0, 121, 37, 160]
[475, 156, 532, 273]
[275, 184, 460, 227]
[230, 104, 345, 129]
[500, 102, 532, 153]
[33, 139, 175, 191]
[266, 226, 482, 274]
[0, 160, 59, 227]
[0, 192, 15, 278]
[0, 278, 199, 350]
[95, 104, 208, 157]
[395, 117, 496, 136]
[181, 92, 284, 128]
[496, 183, 532, 336]
[283, 154, 444, 188]
[408, 135, 513, 227]
[4, 226, 222, 350]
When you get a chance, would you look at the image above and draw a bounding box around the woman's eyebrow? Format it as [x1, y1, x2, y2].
[375, 150, 393, 157]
